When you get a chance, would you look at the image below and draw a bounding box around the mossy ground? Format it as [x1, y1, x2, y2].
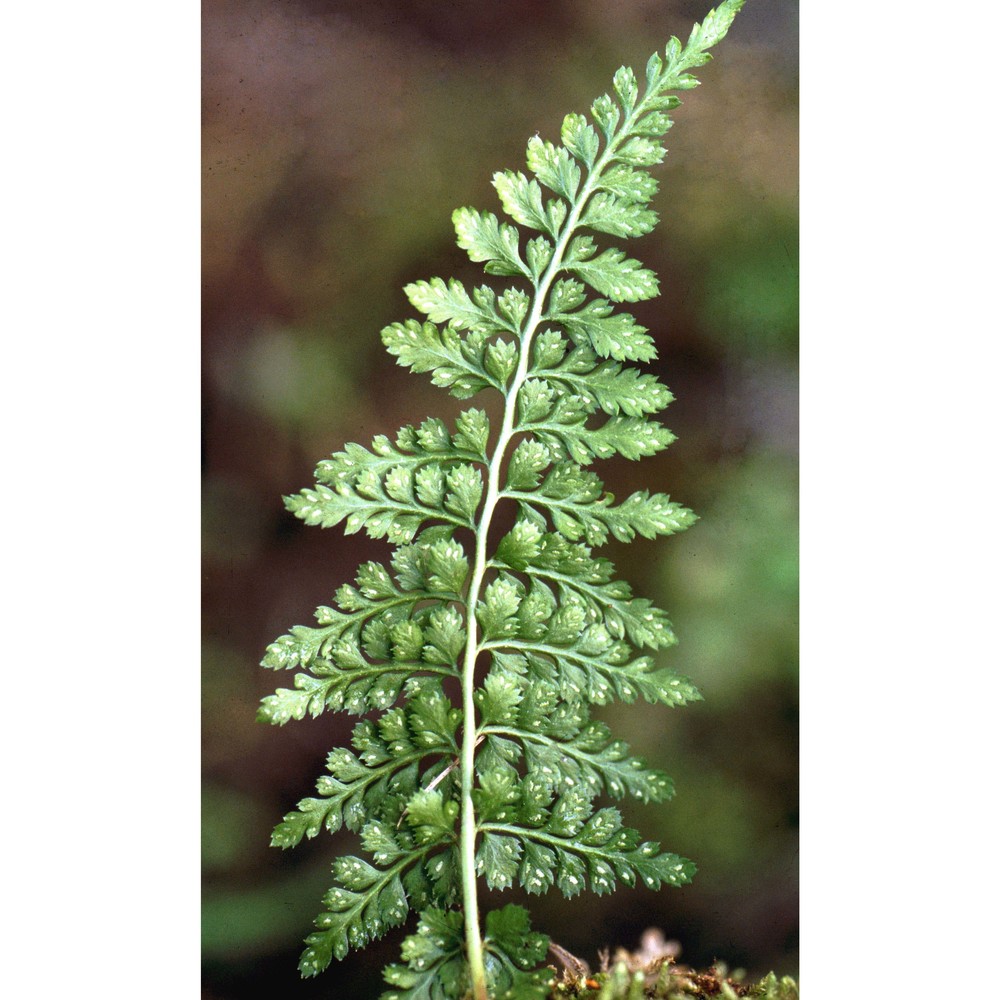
[541, 931, 798, 1000]
[547, 966, 798, 1000]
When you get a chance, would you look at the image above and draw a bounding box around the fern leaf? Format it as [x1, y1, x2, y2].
[493, 522, 677, 649]
[261, 538, 468, 673]
[481, 786, 696, 900]
[565, 247, 660, 303]
[404, 278, 515, 336]
[286, 419, 491, 542]
[258, 613, 464, 723]
[382, 905, 549, 1000]
[302, 776, 463, 975]
[299, 855, 422, 975]
[525, 135, 581, 201]
[480, 691, 675, 803]
[533, 338, 674, 417]
[505, 461, 696, 545]
[452, 207, 530, 277]
[382, 320, 500, 397]
[261, 2, 747, 988]
[481, 905, 551, 999]
[381, 908, 468, 1000]
[270, 683, 461, 845]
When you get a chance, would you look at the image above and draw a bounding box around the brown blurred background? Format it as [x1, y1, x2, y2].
[202, 1, 798, 996]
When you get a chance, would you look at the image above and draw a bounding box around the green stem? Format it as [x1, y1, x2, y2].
[458, 173, 605, 1000]
[457, 69, 680, 996]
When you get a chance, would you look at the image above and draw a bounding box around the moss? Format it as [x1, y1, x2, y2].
[543, 932, 797, 1000]
[547, 962, 798, 1000]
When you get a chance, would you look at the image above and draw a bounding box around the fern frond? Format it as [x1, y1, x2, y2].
[503, 460, 696, 546]
[260, 2, 746, 991]
[299, 845, 434, 975]
[479, 784, 696, 899]
[532, 336, 674, 416]
[381, 908, 468, 1000]
[480, 905, 552, 999]
[381, 905, 550, 1000]
[258, 610, 465, 723]
[270, 680, 461, 844]
[493, 521, 678, 649]
[301, 760, 467, 975]
[479, 593, 699, 707]
[478, 683, 674, 803]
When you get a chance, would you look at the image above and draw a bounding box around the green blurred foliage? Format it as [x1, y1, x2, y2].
[202, 0, 798, 994]
[700, 212, 799, 357]
[203, 785, 264, 874]
[667, 453, 798, 703]
[202, 855, 334, 961]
